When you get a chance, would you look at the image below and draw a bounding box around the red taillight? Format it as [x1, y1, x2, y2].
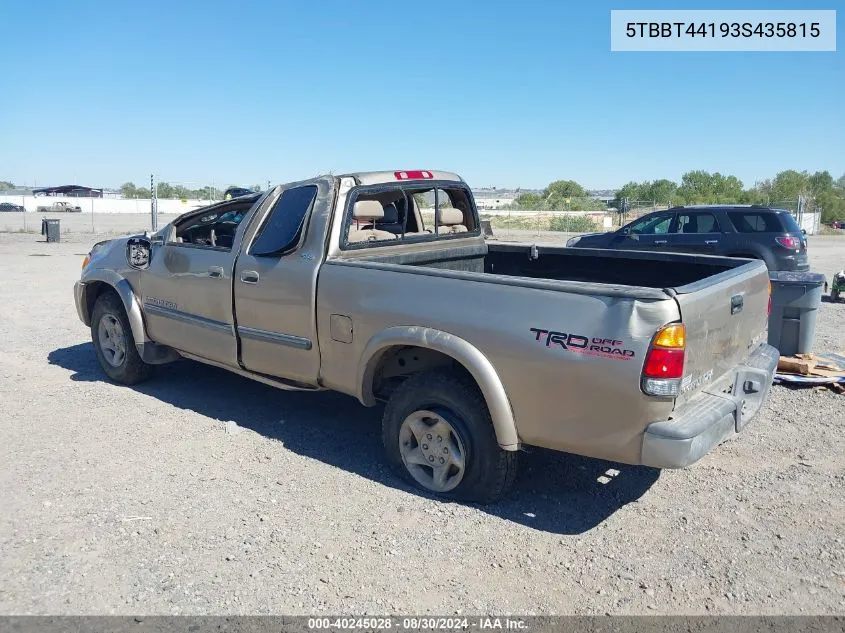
[643, 348, 685, 379]
[395, 170, 433, 180]
[775, 235, 799, 249]
[642, 324, 686, 396]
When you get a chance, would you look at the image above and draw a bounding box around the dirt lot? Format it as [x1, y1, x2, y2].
[0, 225, 843, 615]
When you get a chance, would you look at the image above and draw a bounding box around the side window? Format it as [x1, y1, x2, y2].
[627, 213, 673, 235]
[674, 213, 720, 234]
[171, 202, 252, 249]
[250, 186, 318, 256]
[728, 212, 780, 233]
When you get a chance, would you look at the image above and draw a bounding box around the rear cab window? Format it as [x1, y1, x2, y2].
[342, 182, 479, 249]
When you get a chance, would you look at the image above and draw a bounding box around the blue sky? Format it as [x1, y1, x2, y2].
[1, 0, 842, 190]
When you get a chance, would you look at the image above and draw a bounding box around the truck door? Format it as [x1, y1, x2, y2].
[141, 242, 238, 366]
[233, 183, 326, 384]
[666, 211, 721, 254]
[140, 200, 258, 366]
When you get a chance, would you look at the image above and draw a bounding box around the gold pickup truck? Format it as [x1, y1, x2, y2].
[74, 170, 778, 502]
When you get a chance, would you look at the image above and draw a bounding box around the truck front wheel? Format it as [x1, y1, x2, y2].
[382, 369, 518, 503]
[91, 292, 153, 385]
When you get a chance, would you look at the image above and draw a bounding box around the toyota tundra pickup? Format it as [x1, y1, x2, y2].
[74, 170, 778, 502]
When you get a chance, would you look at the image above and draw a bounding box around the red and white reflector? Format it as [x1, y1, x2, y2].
[395, 170, 433, 180]
[775, 235, 799, 249]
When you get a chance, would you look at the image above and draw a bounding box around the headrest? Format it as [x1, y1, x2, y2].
[437, 207, 464, 226]
[353, 200, 384, 221]
[381, 203, 399, 224]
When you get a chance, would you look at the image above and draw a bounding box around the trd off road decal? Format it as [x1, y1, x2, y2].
[530, 328, 635, 360]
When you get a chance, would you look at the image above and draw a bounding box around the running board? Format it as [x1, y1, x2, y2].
[178, 351, 322, 392]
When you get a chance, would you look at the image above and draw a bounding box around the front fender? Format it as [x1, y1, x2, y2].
[78, 269, 150, 349]
[357, 326, 520, 451]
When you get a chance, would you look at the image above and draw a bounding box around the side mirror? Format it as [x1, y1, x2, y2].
[801, 228, 807, 236]
[126, 237, 151, 270]
[621, 227, 631, 235]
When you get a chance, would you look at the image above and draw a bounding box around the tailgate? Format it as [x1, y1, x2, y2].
[671, 260, 770, 405]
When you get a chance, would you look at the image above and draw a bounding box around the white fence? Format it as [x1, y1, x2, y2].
[0, 195, 211, 215]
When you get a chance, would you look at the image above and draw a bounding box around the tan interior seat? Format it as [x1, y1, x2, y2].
[437, 207, 468, 233]
[347, 200, 398, 244]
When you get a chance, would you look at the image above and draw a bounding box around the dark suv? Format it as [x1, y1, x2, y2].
[567, 205, 809, 271]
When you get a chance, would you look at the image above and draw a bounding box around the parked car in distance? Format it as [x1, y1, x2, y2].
[0, 202, 25, 212]
[74, 171, 777, 503]
[223, 186, 256, 200]
[567, 205, 809, 271]
[36, 201, 82, 213]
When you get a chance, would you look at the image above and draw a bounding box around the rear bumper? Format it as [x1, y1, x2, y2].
[641, 343, 779, 468]
[777, 252, 810, 271]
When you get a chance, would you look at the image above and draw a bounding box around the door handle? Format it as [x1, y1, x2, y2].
[704, 240, 719, 245]
[240, 270, 260, 284]
[653, 240, 668, 245]
[208, 266, 224, 278]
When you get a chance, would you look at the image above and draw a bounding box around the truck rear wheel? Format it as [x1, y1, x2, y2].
[91, 292, 153, 385]
[382, 369, 518, 503]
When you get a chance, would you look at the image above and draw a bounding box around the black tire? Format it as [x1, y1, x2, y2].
[382, 369, 518, 503]
[90, 292, 154, 385]
[833, 289, 840, 302]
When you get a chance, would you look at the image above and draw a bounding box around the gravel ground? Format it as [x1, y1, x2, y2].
[0, 228, 843, 615]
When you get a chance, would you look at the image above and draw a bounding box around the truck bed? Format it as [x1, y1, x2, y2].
[356, 240, 752, 293]
[347, 238, 770, 410]
[483, 242, 744, 289]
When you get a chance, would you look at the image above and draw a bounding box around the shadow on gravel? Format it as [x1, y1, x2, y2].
[48, 342, 660, 534]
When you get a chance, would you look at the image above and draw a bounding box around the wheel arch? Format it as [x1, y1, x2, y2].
[357, 326, 520, 451]
[80, 271, 149, 349]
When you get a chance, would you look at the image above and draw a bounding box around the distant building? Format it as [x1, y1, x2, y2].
[32, 185, 103, 198]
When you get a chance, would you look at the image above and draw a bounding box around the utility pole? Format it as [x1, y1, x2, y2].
[151, 174, 158, 232]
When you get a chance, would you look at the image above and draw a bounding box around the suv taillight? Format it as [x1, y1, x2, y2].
[642, 324, 686, 397]
[775, 235, 799, 249]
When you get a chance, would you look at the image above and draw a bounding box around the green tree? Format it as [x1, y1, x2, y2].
[0, 181, 14, 191]
[677, 170, 716, 203]
[543, 179, 587, 199]
[770, 170, 810, 201]
[737, 187, 768, 205]
[647, 179, 678, 204]
[155, 182, 176, 199]
[808, 170, 833, 196]
[120, 182, 137, 198]
[614, 181, 647, 208]
[676, 171, 743, 203]
[513, 192, 543, 209]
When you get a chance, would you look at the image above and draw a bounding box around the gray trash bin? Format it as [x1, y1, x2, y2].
[41, 218, 61, 243]
[767, 271, 826, 356]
